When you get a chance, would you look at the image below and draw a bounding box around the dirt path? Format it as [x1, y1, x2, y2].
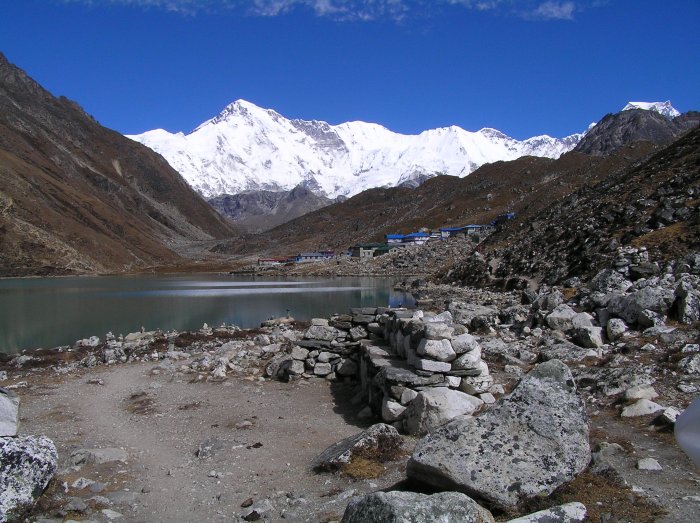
[18, 363, 408, 522]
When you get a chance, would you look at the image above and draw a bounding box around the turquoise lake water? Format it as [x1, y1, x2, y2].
[0, 274, 415, 353]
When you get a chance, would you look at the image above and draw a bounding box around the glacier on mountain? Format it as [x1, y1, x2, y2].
[622, 101, 680, 119]
[127, 99, 678, 199]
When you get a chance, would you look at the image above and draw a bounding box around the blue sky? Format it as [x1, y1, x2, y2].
[1, 0, 698, 139]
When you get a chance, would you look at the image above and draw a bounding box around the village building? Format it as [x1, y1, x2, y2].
[385, 234, 405, 245]
[257, 258, 289, 267]
[295, 252, 333, 263]
[351, 243, 391, 259]
[402, 232, 431, 245]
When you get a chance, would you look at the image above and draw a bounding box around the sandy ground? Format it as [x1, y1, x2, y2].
[8, 357, 700, 523]
[16, 363, 408, 522]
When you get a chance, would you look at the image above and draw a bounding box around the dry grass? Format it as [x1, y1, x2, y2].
[341, 456, 386, 479]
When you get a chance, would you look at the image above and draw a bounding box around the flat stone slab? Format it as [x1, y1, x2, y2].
[505, 502, 587, 522]
[380, 363, 444, 388]
[311, 423, 402, 472]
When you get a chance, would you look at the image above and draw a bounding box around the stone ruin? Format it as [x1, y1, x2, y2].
[266, 306, 496, 435]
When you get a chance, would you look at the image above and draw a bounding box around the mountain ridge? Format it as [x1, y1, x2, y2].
[127, 99, 584, 199]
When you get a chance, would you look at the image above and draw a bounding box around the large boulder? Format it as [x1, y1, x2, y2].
[407, 360, 590, 510]
[311, 423, 402, 472]
[589, 269, 633, 294]
[0, 389, 19, 437]
[607, 286, 675, 326]
[404, 388, 483, 436]
[0, 435, 58, 521]
[341, 491, 494, 523]
[545, 304, 577, 331]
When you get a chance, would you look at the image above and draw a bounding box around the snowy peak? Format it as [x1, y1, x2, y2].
[128, 99, 584, 199]
[622, 101, 680, 119]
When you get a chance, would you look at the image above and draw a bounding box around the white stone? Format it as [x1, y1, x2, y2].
[480, 393, 496, 405]
[424, 322, 455, 341]
[624, 385, 658, 401]
[606, 318, 628, 341]
[414, 358, 452, 373]
[417, 339, 456, 362]
[546, 304, 577, 331]
[382, 397, 407, 422]
[400, 388, 419, 405]
[451, 333, 481, 354]
[451, 347, 483, 371]
[621, 399, 664, 417]
[0, 389, 19, 437]
[311, 318, 329, 326]
[290, 346, 309, 361]
[404, 388, 483, 436]
[637, 458, 662, 471]
[446, 376, 461, 388]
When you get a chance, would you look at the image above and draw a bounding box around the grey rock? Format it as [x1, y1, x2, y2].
[451, 333, 481, 354]
[505, 502, 587, 522]
[606, 318, 628, 341]
[459, 375, 494, 395]
[607, 286, 675, 326]
[70, 447, 128, 465]
[265, 354, 293, 379]
[450, 303, 499, 327]
[0, 435, 57, 521]
[571, 326, 604, 348]
[341, 491, 494, 523]
[637, 458, 662, 471]
[311, 423, 402, 472]
[424, 322, 455, 341]
[304, 325, 339, 342]
[679, 354, 700, 375]
[408, 360, 590, 510]
[533, 289, 564, 312]
[382, 397, 407, 422]
[451, 347, 483, 371]
[290, 346, 309, 361]
[416, 339, 456, 362]
[349, 326, 368, 341]
[546, 304, 577, 331]
[414, 358, 452, 373]
[404, 388, 483, 436]
[313, 362, 333, 376]
[540, 340, 596, 363]
[589, 269, 633, 294]
[0, 388, 19, 437]
[674, 280, 700, 324]
[400, 388, 419, 405]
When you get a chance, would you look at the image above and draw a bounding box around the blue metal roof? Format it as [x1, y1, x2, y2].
[405, 232, 430, 237]
[439, 226, 467, 232]
[385, 234, 405, 239]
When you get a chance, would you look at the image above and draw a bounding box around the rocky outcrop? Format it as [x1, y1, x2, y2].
[0, 435, 58, 521]
[341, 491, 494, 523]
[407, 360, 590, 510]
[504, 502, 587, 523]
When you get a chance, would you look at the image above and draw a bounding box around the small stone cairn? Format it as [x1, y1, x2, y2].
[270, 307, 494, 434]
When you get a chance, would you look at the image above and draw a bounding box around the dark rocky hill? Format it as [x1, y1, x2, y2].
[208, 185, 333, 233]
[0, 53, 234, 276]
[574, 109, 700, 156]
[444, 126, 700, 288]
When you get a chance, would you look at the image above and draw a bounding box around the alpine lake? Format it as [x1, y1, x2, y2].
[0, 274, 415, 354]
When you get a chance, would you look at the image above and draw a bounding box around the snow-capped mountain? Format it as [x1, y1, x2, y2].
[127, 100, 583, 199]
[622, 101, 680, 119]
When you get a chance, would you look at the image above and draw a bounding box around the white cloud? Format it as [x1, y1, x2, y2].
[529, 1, 576, 20]
[62, 0, 584, 21]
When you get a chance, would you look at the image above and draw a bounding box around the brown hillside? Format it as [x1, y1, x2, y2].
[220, 144, 654, 258]
[0, 53, 235, 276]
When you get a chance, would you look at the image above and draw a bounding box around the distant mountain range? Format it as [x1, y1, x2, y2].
[127, 100, 585, 199]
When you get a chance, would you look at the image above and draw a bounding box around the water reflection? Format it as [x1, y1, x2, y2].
[0, 275, 414, 353]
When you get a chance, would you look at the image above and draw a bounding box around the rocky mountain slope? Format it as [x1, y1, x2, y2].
[207, 185, 333, 233]
[0, 53, 234, 277]
[574, 108, 699, 156]
[128, 99, 583, 199]
[444, 125, 700, 288]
